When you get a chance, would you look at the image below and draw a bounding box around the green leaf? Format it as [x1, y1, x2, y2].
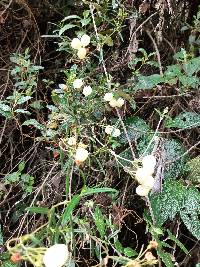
[26, 206, 50, 214]
[18, 162, 25, 172]
[163, 139, 186, 179]
[81, 187, 118, 196]
[119, 116, 151, 144]
[22, 119, 45, 131]
[1, 260, 19, 267]
[150, 180, 185, 226]
[150, 179, 200, 240]
[183, 56, 200, 76]
[61, 195, 81, 225]
[165, 112, 200, 129]
[59, 24, 77, 35]
[61, 15, 81, 22]
[15, 109, 31, 115]
[114, 240, 124, 253]
[30, 100, 43, 110]
[124, 247, 138, 257]
[187, 156, 200, 183]
[158, 251, 174, 267]
[179, 75, 200, 88]
[0, 103, 11, 112]
[136, 74, 162, 90]
[180, 187, 200, 240]
[16, 96, 32, 104]
[93, 206, 106, 238]
[166, 230, 188, 254]
[5, 172, 20, 183]
[164, 64, 182, 79]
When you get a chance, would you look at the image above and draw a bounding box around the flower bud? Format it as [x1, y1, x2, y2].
[135, 168, 150, 183]
[141, 175, 155, 189]
[77, 47, 87, 59]
[43, 244, 69, 267]
[136, 185, 150, 196]
[59, 84, 68, 90]
[75, 147, 89, 163]
[73, 79, 83, 89]
[105, 125, 113, 135]
[67, 137, 76, 146]
[83, 86, 92, 96]
[105, 126, 120, 137]
[104, 93, 114, 102]
[142, 155, 156, 171]
[116, 97, 125, 108]
[81, 34, 90, 47]
[112, 128, 121, 137]
[144, 251, 156, 261]
[71, 38, 82, 50]
[11, 253, 22, 263]
[109, 98, 118, 108]
[149, 240, 158, 249]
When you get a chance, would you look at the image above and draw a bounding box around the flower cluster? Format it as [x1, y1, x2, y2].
[105, 125, 121, 137]
[43, 244, 69, 267]
[72, 78, 92, 96]
[71, 34, 90, 59]
[104, 92, 124, 108]
[135, 155, 156, 196]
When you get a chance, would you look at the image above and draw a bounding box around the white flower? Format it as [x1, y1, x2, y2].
[141, 175, 155, 189]
[109, 98, 118, 108]
[83, 86, 92, 96]
[105, 125, 113, 135]
[59, 84, 68, 90]
[112, 128, 121, 137]
[142, 155, 156, 174]
[104, 93, 114, 102]
[73, 79, 83, 89]
[105, 125, 120, 137]
[71, 38, 82, 50]
[67, 137, 76, 146]
[75, 147, 89, 163]
[116, 97, 125, 108]
[136, 185, 150, 196]
[43, 244, 69, 267]
[77, 47, 87, 59]
[135, 167, 151, 184]
[80, 34, 90, 47]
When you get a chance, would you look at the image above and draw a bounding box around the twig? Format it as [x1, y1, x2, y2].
[146, 29, 163, 76]
[116, 108, 136, 160]
[126, 12, 158, 56]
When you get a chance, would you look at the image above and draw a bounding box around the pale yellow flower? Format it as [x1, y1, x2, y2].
[67, 137, 76, 146]
[43, 244, 69, 267]
[135, 168, 149, 183]
[71, 38, 82, 50]
[77, 47, 87, 59]
[141, 175, 155, 189]
[136, 185, 150, 196]
[142, 155, 156, 174]
[83, 86, 92, 96]
[73, 79, 83, 89]
[109, 98, 118, 108]
[80, 34, 90, 47]
[105, 125, 120, 137]
[104, 93, 114, 102]
[116, 97, 125, 108]
[75, 147, 89, 163]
